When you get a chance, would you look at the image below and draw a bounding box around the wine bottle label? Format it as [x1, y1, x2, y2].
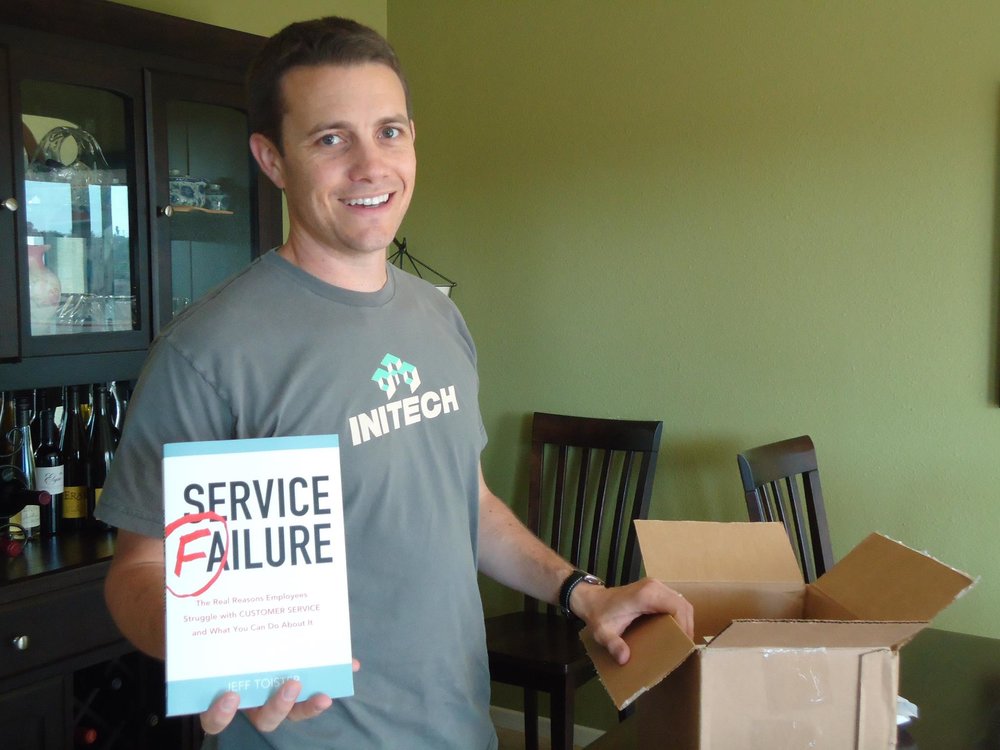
[20, 503, 40, 530]
[35, 465, 64, 495]
[64, 485, 87, 519]
[94, 487, 104, 507]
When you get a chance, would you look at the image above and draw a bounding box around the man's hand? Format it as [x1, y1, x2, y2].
[200, 660, 361, 735]
[571, 577, 693, 665]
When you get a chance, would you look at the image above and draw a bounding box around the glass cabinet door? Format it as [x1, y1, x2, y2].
[14, 53, 147, 356]
[0, 48, 17, 361]
[149, 72, 265, 330]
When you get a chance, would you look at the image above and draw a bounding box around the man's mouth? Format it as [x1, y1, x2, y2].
[342, 193, 390, 207]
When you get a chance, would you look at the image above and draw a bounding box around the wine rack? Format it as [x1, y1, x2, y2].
[73, 652, 192, 749]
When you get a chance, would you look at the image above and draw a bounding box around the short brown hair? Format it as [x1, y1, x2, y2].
[247, 17, 411, 152]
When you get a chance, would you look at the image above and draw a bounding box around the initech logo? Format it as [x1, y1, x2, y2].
[348, 353, 459, 446]
[371, 354, 420, 400]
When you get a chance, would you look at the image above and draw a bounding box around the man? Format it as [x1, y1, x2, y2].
[99, 16, 692, 749]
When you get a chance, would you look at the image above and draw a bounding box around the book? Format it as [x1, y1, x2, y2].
[162, 434, 353, 716]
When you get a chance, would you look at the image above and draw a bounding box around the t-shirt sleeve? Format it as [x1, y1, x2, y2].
[95, 337, 234, 537]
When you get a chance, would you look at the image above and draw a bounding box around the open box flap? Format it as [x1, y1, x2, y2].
[636, 520, 802, 583]
[707, 619, 928, 650]
[812, 533, 977, 621]
[581, 614, 694, 711]
[803, 582, 858, 619]
[674, 581, 804, 643]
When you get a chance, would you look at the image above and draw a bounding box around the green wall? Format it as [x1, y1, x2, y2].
[387, 0, 1000, 725]
[389, 0, 1000, 640]
[111, 0, 386, 36]
[116, 0, 1000, 728]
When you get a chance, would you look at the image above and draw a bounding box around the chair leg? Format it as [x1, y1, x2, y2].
[524, 688, 539, 750]
[550, 683, 574, 750]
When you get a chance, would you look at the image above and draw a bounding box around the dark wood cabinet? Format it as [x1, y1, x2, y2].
[1, 562, 123, 678]
[0, 3, 276, 746]
[0, 0, 281, 391]
[0, 677, 68, 750]
[0, 532, 200, 749]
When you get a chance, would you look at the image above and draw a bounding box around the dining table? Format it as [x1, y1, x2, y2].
[586, 627, 1000, 749]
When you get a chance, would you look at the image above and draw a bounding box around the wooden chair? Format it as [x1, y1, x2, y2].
[485, 412, 663, 750]
[736, 434, 834, 582]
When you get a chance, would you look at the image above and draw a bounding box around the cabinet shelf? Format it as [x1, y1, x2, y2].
[170, 205, 235, 216]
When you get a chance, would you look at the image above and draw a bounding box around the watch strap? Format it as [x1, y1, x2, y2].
[559, 569, 605, 619]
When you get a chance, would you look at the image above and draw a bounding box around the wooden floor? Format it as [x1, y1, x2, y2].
[495, 725, 584, 750]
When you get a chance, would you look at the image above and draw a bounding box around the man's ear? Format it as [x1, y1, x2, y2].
[249, 133, 285, 189]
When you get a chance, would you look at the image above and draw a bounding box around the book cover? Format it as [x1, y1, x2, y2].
[162, 434, 353, 716]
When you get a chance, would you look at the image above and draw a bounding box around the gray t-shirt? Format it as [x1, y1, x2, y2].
[98, 251, 497, 750]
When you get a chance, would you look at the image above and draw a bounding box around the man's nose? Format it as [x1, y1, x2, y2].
[348, 138, 387, 181]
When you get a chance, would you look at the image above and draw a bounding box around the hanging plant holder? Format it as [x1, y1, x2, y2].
[388, 237, 456, 297]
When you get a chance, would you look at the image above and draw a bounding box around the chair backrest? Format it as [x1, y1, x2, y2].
[526, 412, 663, 613]
[736, 434, 834, 582]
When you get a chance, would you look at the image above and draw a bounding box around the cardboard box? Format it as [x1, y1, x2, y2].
[582, 521, 976, 749]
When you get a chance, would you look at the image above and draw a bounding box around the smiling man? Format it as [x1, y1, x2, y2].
[98, 17, 692, 750]
[251, 62, 416, 291]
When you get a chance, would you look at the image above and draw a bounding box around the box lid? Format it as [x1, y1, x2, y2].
[581, 613, 693, 711]
[636, 520, 802, 583]
[636, 520, 807, 641]
[707, 619, 928, 650]
[810, 532, 976, 622]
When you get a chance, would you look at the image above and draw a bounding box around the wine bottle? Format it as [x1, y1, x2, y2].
[35, 409, 64, 536]
[0, 465, 51, 518]
[87, 383, 118, 528]
[0, 391, 16, 468]
[34, 387, 62, 444]
[60, 385, 90, 531]
[108, 381, 121, 430]
[57, 385, 67, 436]
[111, 380, 132, 431]
[12, 394, 41, 539]
[80, 384, 93, 431]
[30, 388, 48, 449]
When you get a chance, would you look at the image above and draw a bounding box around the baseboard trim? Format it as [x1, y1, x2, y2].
[490, 705, 604, 748]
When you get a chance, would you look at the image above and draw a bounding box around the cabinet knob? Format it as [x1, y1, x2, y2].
[158, 205, 174, 218]
[1, 197, 17, 212]
[11, 635, 29, 651]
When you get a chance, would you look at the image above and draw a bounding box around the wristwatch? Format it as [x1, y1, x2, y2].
[559, 569, 605, 620]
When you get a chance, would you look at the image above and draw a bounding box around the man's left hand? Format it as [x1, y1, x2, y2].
[571, 577, 693, 665]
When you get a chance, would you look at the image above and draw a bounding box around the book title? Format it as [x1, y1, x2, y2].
[167, 474, 335, 598]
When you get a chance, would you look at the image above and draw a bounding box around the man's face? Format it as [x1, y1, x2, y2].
[267, 63, 416, 260]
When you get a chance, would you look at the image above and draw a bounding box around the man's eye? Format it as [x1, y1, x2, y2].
[380, 126, 401, 139]
[320, 134, 343, 146]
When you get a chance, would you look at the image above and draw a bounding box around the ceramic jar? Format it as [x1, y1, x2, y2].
[27, 237, 61, 326]
[168, 169, 207, 207]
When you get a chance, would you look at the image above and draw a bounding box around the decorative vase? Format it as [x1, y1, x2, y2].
[27, 239, 62, 328]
